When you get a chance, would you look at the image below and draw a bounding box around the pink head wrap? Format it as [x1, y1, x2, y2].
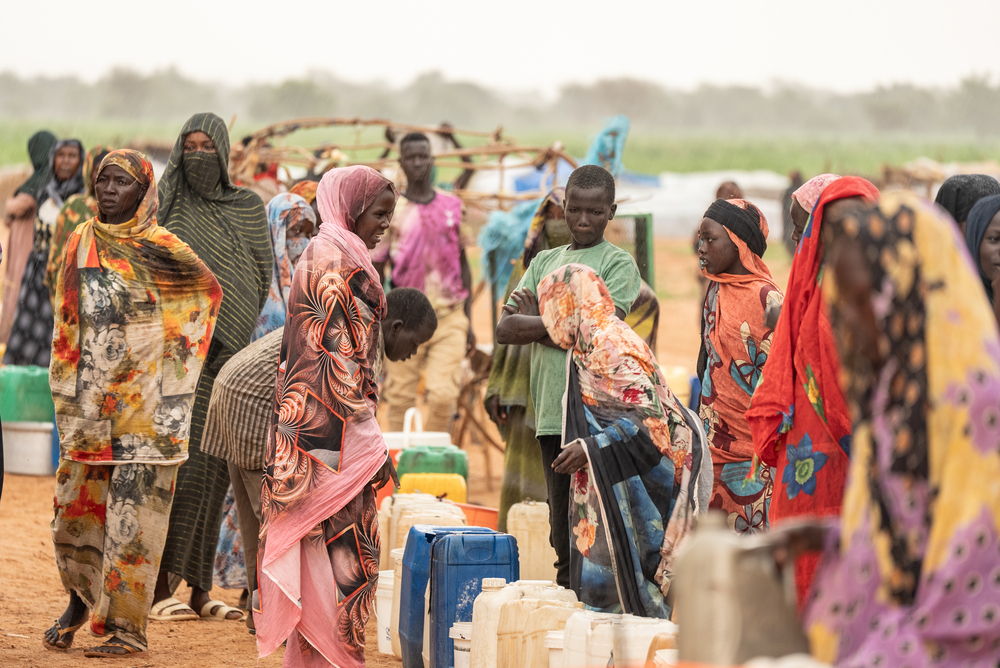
[315, 165, 397, 284]
[792, 173, 841, 213]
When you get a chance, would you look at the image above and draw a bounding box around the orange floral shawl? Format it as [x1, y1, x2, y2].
[49, 149, 221, 464]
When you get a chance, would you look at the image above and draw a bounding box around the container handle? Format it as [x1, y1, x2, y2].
[402, 408, 423, 446]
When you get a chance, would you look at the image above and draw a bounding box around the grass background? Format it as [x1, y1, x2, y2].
[2, 119, 998, 177]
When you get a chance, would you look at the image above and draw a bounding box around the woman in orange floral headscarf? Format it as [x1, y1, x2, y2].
[696, 198, 783, 533]
[44, 149, 221, 658]
[538, 263, 711, 617]
[257, 166, 398, 667]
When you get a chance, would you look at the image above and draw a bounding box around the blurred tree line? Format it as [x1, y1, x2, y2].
[1, 67, 998, 137]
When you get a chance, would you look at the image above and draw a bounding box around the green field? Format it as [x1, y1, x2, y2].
[2, 118, 997, 177]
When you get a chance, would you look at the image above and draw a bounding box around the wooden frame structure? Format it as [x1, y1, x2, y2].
[230, 117, 578, 210]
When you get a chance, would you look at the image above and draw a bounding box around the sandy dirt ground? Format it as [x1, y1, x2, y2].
[0, 239, 790, 667]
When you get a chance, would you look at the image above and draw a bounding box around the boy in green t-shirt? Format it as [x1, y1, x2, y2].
[495, 165, 641, 588]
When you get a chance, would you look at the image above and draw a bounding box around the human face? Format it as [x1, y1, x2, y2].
[383, 319, 434, 362]
[53, 145, 81, 182]
[565, 186, 616, 249]
[286, 207, 316, 240]
[978, 212, 1000, 285]
[400, 139, 433, 187]
[790, 199, 810, 247]
[183, 131, 217, 153]
[95, 165, 146, 225]
[355, 187, 396, 248]
[697, 217, 746, 275]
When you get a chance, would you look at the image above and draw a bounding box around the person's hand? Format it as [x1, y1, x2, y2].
[552, 439, 588, 475]
[484, 395, 509, 426]
[5, 192, 36, 221]
[370, 456, 399, 491]
[509, 289, 540, 317]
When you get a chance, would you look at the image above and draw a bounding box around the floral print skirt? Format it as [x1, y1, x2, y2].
[709, 459, 773, 534]
[52, 459, 178, 651]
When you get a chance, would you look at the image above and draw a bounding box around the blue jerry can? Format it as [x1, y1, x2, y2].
[399, 525, 495, 668]
[428, 532, 519, 668]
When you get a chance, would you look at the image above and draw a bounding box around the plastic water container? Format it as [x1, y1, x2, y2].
[379, 408, 454, 509]
[391, 548, 407, 658]
[449, 622, 473, 668]
[455, 503, 499, 530]
[380, 493, 436, 567]
[586, 619, 616, 668]
[544, 631, 564, 668]
[376, 570, 395, 655]
[506, 501, 558, 581]
[398, 444, 469, 480]
[497, 598, 580, 668]
[611, 615, 678, 668]
[400, 526, 496, 668]
[380, 493, 467, 568]
[0, 365, 54, 421]
[2, 421, 56, 475]
[393, 501, 468, 556]
[561, 610, 618, 668]
[469, 578, 509, 668]
[384, 407, 453, 456]
[471, 580, 577, 668]
[644, 631, 678, 668]
[429, 532, 519, 668]
[521, 602, 580, 668]
[651, 648, 678, 667]
[399, 472, 468, 503]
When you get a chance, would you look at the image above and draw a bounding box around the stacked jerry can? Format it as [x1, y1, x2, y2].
[0, 365, 58, 475]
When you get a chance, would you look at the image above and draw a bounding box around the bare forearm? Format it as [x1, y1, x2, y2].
[495, 313, 548, 345]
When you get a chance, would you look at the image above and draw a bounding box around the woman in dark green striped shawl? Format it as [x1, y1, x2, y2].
[151, 112, 272, 622]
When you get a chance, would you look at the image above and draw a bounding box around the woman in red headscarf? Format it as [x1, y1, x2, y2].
[747, 176, 879, 607]
[696, 198, 783, 534]
[256, 166, 398, 667]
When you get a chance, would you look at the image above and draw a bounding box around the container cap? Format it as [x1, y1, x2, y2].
[449, 621, 473, 640]
[481, 577, 507, 590]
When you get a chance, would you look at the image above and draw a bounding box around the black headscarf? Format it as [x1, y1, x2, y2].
[965, 194, 1000, 299]
[14, 130, 57, 199]
[159, 112, 272, 356]
[704, 198, 767, 257]
[41, 139, 85, 209]
[934, 174, 1000, 226]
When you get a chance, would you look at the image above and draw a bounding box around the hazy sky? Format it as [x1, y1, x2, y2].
[4, 0, 996, 92]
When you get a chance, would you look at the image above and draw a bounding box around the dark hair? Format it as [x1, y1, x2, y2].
[566, 164, 615, 204]
[400, 132, 431, 149]
[386, 288, 437, 332]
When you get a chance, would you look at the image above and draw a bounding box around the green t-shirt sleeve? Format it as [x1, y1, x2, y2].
[505, 251, 542, 308]
[602, 249, 642, 314]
